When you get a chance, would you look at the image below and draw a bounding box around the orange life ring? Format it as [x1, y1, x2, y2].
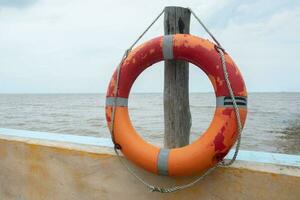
[105, 34, 247, 176]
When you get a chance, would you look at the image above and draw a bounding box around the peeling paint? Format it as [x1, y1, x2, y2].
[238, 86, 248, 96]
[214, 126, 226, 152]
[150, 48, 155, 54]
[217, 77, 224, 86]
[222, 108, 234, 116]
[174, 34, 215, 51]
[208, 74, 217, 92]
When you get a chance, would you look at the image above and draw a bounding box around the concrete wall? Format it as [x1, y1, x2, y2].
[0, 128, 299, 200]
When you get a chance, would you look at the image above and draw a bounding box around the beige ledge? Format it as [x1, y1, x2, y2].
[0, 129, 299, 200]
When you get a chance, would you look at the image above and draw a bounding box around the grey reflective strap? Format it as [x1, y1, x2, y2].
[106, 97, 128, 107]
[163, 35, 174, 60]
[157, 148, 170, 176]
[216, 96, 247, 108]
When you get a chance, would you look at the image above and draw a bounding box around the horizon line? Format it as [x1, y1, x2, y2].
[0, 91, 300, 95]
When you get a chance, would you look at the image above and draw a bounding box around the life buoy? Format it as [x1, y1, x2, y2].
[105, 34, 247, 176]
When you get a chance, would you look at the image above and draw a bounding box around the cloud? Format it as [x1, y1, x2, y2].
[0, 0, 37, 8]
[0, 0, 299, 93]
[215, 3, 300, 92]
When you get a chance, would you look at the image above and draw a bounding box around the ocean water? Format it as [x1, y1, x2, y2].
[0, 93, 299, 155]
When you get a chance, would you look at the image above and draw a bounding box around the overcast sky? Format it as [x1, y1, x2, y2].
[0, 0, 299, 93]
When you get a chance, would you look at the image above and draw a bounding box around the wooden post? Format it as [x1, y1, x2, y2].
[163, 7, 191, 148]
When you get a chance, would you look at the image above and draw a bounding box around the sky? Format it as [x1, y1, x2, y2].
[0, 0, 299, 93]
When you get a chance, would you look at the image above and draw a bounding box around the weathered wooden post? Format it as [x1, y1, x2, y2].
[164, 7, 191, 148]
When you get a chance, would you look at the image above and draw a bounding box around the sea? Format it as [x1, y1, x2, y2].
[0, 93, 299, 155]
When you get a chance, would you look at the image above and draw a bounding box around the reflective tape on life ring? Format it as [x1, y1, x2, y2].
[105, 34, 247, 177]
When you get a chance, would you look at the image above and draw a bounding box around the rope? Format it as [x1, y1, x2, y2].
[110, 8, 165, 146]
[109, 7, 244, 193]
[216, 47, 243, 166]
[188, 8, 224, 50]
[188, 7, 243, 166]
[128, 9, 165, 51]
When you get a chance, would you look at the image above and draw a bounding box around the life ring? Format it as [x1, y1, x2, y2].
[105, 34, 247, 177]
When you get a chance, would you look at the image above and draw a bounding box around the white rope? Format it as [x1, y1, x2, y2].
[216, 47, 243, 166]
[110, 9, 165, 145]
[109, 7, 244, 193]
